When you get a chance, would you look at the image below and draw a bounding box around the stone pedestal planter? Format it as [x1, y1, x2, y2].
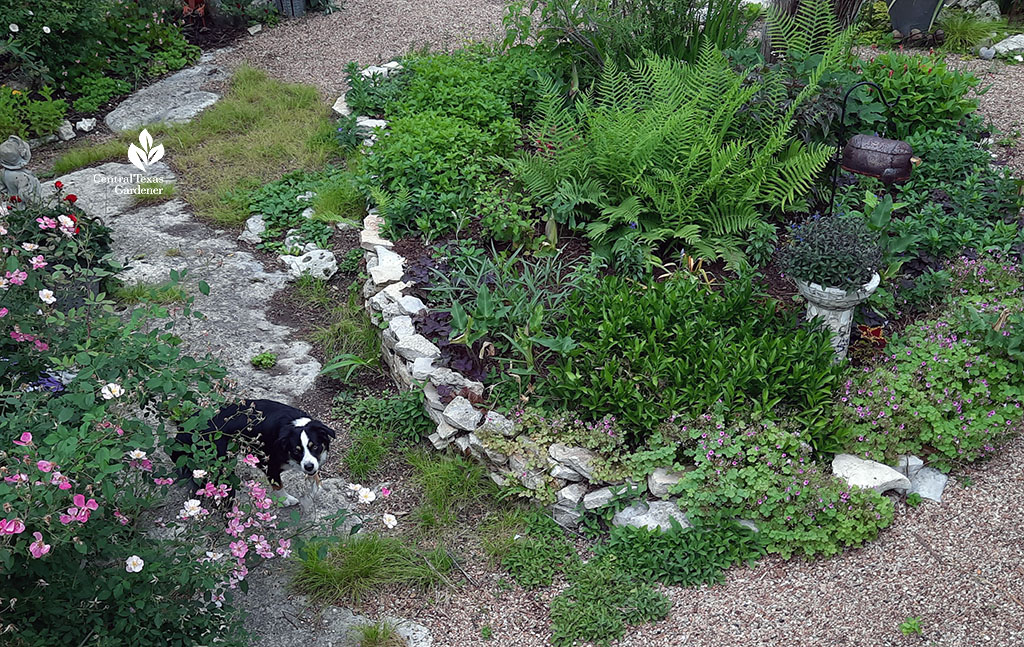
[794, 273, 880, 360]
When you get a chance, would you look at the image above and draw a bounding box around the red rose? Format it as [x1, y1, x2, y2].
[54, 181, 63, 189]
[65, 194, 77, 203]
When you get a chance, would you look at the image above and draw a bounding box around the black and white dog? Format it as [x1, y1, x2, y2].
[171, 399, 336, 506]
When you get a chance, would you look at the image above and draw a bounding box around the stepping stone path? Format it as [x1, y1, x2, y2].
[54, 51, 431, 647]
[105, 61, 230, 132]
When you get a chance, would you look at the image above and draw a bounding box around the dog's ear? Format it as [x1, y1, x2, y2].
[315, 422, 337, 440]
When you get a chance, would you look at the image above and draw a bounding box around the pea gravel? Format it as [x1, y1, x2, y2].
[225, 14, 1024, 644]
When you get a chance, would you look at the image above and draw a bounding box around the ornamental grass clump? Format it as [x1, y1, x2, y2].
[780, 214, 881, 289]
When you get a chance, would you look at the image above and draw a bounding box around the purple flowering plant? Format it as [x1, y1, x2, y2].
[671, 409, 894, 559]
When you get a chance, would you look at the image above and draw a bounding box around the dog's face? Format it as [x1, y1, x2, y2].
[280, 417, 335, 475]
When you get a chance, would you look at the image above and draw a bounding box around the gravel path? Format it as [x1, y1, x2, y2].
[219, 0, 507, 96]
[357, 433, 1024, 647]
[946, 54, 1024, 178]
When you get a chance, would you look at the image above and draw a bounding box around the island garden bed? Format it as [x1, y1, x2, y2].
[320, 0, 1024, 564]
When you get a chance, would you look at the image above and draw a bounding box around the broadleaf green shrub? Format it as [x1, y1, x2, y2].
[851, 52, 982, 138]
[541, 275, 843, 447]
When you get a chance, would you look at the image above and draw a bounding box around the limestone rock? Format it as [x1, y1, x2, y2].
[736, 519, 759, 533]
[355, 116, 388, 139]
[551, 503, 582, 528]
[442, 396, 482, 431]
[582, 486, 615, 510]
[105, 64, 227, 131]
[973, 0, 1002, 21]
[478, 410, 516, 438]
[549, 443, 599, 481]
[283, 229, 318, 254]
[483, 445, 508, 465]
[360, 211, 393, 250]
[387, 315, 416, 341]
[994, 34, 1024, 55]
[238, 214, 266, 244]
[647, 467, 688, 498]
[428, 432, 450, 450]
[332, 94, 351, 117]
[246, 24, 262, 35]
[490, 472, 509, 487]
[910, 467, 948, 503]
[894, 455, 924, 479]
[279, 249, 337, 281]
[411, 357, 434, 380]
[75, 118, 96, 132]
[550, 463, 582, 482]
[399, 294, 427, 316]
[612, 501, 692, 532]
[557, 483, 587, 507]
[368, 289, 403, 319]
[394, 334, 441, 361]
[435, 419, 459, 440]
[453, 435, 471, 454]
[423, 383, 444, 411]
[369, 245, 404, 285]
[980, 46, 996, 60]
[832, 453, 911, 494]
[429, 367, 484, 397]
[57, 120, 75, 141]
[49, 161, 175, 221]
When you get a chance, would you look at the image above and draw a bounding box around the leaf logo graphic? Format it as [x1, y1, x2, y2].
[127, 129, 165, 172]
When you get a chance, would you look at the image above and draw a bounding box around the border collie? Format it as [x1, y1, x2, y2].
[171, 399, 336, 506]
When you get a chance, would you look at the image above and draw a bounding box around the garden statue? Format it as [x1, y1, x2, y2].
[0, 135, 42, 206]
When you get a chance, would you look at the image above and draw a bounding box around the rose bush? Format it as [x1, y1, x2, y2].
[0, 189, 336, 645]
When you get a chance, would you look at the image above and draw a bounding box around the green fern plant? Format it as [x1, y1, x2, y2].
[499, 46, 837, 267]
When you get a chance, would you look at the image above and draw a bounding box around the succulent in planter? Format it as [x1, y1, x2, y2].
[780, 213, 881, 290]
[781, 214, 883, 360]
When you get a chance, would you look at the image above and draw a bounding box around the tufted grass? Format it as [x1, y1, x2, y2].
[50, 66, 339, 225]
[293, 534, 452, 605]
[406, 450, 495, 530]
[353, 620, 405, 647]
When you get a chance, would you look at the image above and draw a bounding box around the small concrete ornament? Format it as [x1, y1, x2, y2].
[0, 136, 42, 206]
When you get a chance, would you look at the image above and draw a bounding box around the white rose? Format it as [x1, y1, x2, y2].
[192, 469, 207, 480]
[357, 487, 376, 504]
[125, 555, 144, 573]
[101, 383, 124, 399]
[382, 513, 397, 529]
[38, 289, 56, 305]
[128, 449, 147, 460]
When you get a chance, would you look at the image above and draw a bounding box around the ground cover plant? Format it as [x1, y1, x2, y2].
[1, 0, 200, 137]
[540, 275, 843, 446]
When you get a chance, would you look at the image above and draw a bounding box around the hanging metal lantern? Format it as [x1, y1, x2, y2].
[827, 81, 915, 216]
